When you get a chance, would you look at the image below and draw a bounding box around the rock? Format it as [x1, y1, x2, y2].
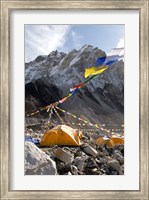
[99, 157, 107, 164]
[78, 171, 84, 175]
[25, 141, 57, 175]
[111, 170, 119, 175]
[63, 147, 71, 152]
[86, 167, 99, 175]
[102, 148, 109, 156]
[116, 155, 124, 165]
[95, 158, 100, 165]
[82, 144, 98, 157]
[63, 171, 72, 175]
[100, 168, 106, 174]
[105, 168, 111, 175]
[56, 162, 71, 174]
[98, 152, 105, 157]
[75, 149, 86, 157]
[68, 171, 72, 175]
[71, 165, 78, 175]
[113, 149, 120, 154]
[85, 158, 98, 169]
[105, 156, 113, 162]
[107, 159, 120, 172]
[73, 157, 85, 171]
[113, 151, 124, 165]
[90, 168, 98, 172]
[119, 165, 124, 175]
[55, 148, 74, 164]
[31, 132, 38, 138]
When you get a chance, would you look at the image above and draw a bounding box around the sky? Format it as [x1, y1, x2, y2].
[25, 25, 124, 63]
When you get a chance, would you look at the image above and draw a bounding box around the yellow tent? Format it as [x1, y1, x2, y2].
[107, 137, 124, 148]
[95, 136, 124, 148]
[40, 125, 81, 147]
[95, 137, 110, 146]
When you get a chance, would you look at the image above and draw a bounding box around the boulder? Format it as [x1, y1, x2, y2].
[85, 158, 98, 169]
[56, 162, 71, 174]
[73, 157, 85, 171]
[25, 141, 57, 175]
[99, 157, 107, 164]
[113, 151, 124, 165]
[71, 165, 78, 175]
[55, 148, 74, 164]
[82, 144, 98, 157]
[107, 159, 120, 172]
[75, 149, 86, 157]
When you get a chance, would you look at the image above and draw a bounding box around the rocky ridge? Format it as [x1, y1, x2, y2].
[25, 45, 124, 128]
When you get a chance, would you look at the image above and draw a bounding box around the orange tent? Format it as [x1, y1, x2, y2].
[107, 137, 124, 148]
[40, 125, 81, 147]
[95, 136, 124, 148]
[95, 137, 109, 146]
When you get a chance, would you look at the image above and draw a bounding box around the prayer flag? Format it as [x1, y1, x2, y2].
[95, 56, 106, 66]
[70, 82, 85, 92]
[84, 66, 108, 78]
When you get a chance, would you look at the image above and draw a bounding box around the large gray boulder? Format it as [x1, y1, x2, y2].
[25, 141, 57, 175]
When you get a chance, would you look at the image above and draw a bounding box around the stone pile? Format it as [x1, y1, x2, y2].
[25, 129, 124, 175]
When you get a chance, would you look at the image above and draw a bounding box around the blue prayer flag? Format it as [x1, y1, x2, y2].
[95, 56, 106, 66]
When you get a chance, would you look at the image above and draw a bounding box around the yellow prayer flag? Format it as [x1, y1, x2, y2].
[84, 66, 108, 78]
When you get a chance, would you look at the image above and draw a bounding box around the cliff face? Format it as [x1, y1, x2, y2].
[25, 45, 124, 126]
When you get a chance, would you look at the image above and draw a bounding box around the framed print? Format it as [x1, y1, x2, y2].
[0, 0, 148, 200]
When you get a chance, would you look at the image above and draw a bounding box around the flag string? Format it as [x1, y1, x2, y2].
[26, 74, 98, 117]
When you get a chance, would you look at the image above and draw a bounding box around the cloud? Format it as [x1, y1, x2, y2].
[116, 38, 124, 48]
[25, 25, 70, 62]
[71, 31, 83, 49]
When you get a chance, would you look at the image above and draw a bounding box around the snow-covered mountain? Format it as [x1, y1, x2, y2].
[25, 45, 124, 126]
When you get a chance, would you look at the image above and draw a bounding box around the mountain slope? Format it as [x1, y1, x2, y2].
[25, 45, 124, 127]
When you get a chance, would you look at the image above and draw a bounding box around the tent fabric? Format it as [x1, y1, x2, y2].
[95, 137, 109, 146]
[107, 137, 124, 148]
[95, 136, 124, 147]
[40, 125, 81, 147]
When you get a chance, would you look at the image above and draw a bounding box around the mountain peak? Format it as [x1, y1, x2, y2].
[107, 47, 124, 58]
[25, 44, 124, 125]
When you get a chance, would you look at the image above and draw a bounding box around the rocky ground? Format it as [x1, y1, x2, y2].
[25, 127, 124, 175]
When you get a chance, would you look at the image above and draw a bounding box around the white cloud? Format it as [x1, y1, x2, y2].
[116, 38, 124, 48]
[25, 25, 70, 62]
[71, 31, 83, 49]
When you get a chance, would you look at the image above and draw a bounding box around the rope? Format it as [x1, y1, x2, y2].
[25, 74, 98, 117]
[55, 106, 100, 129]
[53, 107, 64, 124]
[55, 106, 122, 136]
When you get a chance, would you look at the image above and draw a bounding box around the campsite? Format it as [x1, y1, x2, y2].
[25, 125, 124, 175]
[25, 45, 124, 175]
[25, 24, 124, 175]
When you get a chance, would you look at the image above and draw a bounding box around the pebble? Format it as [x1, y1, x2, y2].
[68, 171, 72, 175]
